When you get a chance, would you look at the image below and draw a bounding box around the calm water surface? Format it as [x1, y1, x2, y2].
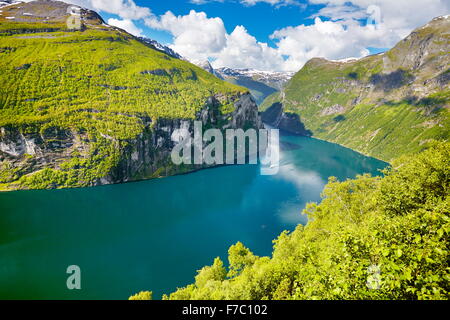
[0, 135, 387, 299]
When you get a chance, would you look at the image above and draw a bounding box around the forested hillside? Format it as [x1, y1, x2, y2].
[0, 1, 258, 191]
[155, 141, 449, 300]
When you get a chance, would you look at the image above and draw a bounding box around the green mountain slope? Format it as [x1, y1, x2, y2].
[0, 1, 259, 191]
[261, 16, 450, 162]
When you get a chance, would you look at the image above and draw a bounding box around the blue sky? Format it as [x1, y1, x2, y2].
[125, 1, 326, 45]
[60, 0, 450, 71]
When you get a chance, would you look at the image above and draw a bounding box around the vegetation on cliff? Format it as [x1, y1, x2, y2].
[261, 16, 450, 162]
[0, 1, 249, 191]
[153, 141, 448, 300]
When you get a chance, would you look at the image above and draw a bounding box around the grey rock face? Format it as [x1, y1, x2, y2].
[191, 60, 224, 80]
[321, 104, 345, 116]
[0, 93, 262, 188]
[261, 102, 311, 136]
[102, 93, 262, 184]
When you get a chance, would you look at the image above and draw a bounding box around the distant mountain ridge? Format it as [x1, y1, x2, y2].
[192, 60, 294, 105]
[261, 15, 450, 162]
[216, 67, 294, 90]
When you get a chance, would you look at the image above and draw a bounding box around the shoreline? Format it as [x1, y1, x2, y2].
[0, 130, 388, 193]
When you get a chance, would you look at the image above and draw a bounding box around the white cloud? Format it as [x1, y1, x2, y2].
[143, 0, 450, 72]
[145, 10, 228, 61]
[271, 17, 400, 71]
[37, 0, 152, 20]
[91, 0, 151, 20]
[239, 0, 299, 6]
[146, 10, 286, 70]
[108, 18, 143, 36]
[269, 0, 450, 70]
[23, 0, 449, 72]
[213, 25, 285, 71]
[309, 0, 450, 39]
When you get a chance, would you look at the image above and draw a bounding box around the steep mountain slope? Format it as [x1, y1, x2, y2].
[261, 16, 450, 162]
[0, 0, 261, 191]
[137, 36, 183, 60]
[216, 68, 294, 105]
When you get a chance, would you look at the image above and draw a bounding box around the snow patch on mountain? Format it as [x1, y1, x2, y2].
[137, 37, 183, 60]
[216, 67, 294, 85]
[0, 0, 22, 9]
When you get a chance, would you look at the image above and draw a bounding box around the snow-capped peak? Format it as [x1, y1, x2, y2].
[0, 0, 22, 9]
[137, 37, 183, 60]
[216, 67, 295, 82]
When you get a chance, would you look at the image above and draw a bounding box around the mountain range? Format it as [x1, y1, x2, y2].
[192, 60, 294, 105]
[0, 0, 261, 191]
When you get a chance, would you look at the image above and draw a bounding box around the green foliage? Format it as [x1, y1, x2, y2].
[165, 142, 450, 300]
[129, 291, 153, 300]
[227, 242, 257, 278]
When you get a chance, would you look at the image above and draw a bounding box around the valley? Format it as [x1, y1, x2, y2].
[261, 16, 450, 162]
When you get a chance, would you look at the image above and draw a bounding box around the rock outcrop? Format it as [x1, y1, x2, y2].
[0, 93, 261, 189]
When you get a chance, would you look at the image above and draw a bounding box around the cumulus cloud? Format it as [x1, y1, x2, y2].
[310, 0, 450, 38]
[108, 18, 143, 36]
[145, 10, 286, 70]
[144, 0, 449, 72]
[239, 0, 299, 6]
[271, 17, 400, 71]
[268, 0, 450, 70]
[42, 0, 152, 20]
[213, 25, 285, 70]
[145, 10, 228, 61]
[24, 0, 449, 72]
[91, 0, 151, 20]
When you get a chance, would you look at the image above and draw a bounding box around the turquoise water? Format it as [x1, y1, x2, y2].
[0, 135, 387, 299]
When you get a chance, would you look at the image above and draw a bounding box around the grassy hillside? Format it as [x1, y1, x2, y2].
[261, 16, 450, 162]
[0, 1, 249, 190]
[155, 141, 448, 300]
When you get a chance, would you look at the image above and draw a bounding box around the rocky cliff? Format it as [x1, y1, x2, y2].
[192, 60, 294, 105]
[261, 15, 450, 161]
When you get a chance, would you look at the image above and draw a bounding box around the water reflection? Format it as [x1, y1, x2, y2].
[0, 135, 387, 299]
